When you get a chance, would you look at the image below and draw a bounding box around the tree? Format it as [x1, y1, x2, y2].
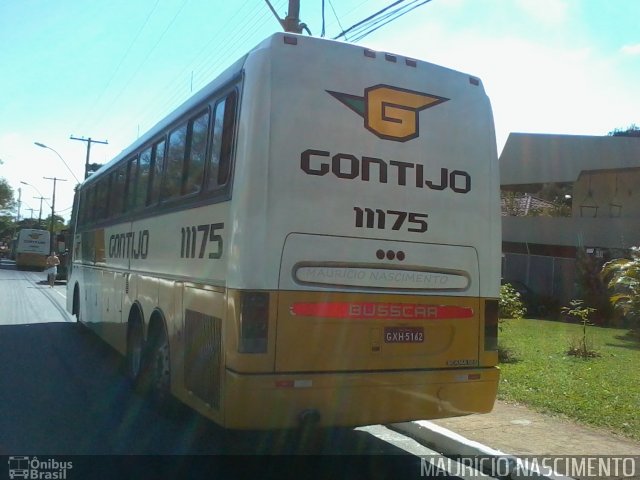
[42, 214, 67, 233]
[601, 247, 640, 331]
[0, 214, 16, 243]
[0, 177, 14, 213]
[608, 124, 640, 137]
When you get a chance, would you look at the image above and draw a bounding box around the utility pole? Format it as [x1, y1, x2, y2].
[43, 177, 67, 252]
[70, 135, 108, 179]
[16, 187, 22, 223]
[265, 0, 304, 34]
[26, 208, 35, 219]
[284, 0, 302, 33]
[33, 196, 49, 229]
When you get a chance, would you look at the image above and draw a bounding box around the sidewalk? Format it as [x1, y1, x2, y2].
[391, 400, 640, 456]
[390, 401, 640, 479]
[428, 400, 640, 456]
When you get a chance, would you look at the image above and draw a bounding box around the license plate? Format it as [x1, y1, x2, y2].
[384, 327, 424, 343]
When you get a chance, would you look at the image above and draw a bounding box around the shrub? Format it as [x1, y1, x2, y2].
[561, 300, 599, 358]
[601, 247, 640, 331]
[499, 283, 526, 320]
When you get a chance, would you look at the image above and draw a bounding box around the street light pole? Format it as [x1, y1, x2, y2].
[43, 176, 67, 253]
[34, 142, 81, 184]
[16, 187, 22, 223]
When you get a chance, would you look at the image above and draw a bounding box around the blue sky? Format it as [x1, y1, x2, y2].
[1, 0, 638, 221]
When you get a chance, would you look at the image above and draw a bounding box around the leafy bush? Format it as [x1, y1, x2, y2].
[561, 300, 599, 358]
[601, 247, 640, 331]
[499, 283, 526, 320]
[574, 248, 612, 324]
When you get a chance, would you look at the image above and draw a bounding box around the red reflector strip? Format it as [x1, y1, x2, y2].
[468, 374, 481, 380]
[275, 380, 294, 388]
[290, 302, 474, 320]
[275, 379, 313, 388]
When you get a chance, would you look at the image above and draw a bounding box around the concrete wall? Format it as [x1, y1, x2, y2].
[502, 253, 575, 306]
[502, 216, 640, 250]
[572, 168, 640, 219]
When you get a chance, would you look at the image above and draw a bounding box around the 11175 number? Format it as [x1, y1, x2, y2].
[354, 207, 428, 233]
[180, 222, 224, 259]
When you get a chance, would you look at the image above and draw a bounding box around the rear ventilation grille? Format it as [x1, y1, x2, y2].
[185, 309, 222, 409]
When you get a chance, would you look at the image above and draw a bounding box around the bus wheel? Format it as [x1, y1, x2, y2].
[147, 326, 171, 409]
[126, 321, 145, 387]
[73, 286, 87, 333]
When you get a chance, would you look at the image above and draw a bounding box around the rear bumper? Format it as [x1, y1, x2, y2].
[222, 366, 499, 430]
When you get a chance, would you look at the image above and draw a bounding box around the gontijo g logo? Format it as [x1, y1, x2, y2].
[327, 85, 448, 142]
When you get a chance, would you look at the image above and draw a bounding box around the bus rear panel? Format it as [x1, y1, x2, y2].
[217, 34, 500, 428]
[15, 229, 50, 270]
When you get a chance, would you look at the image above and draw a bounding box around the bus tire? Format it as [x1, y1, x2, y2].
[126, 320, 145, 389]
[72, 285, 87, 333]
[146, 322, 172, 411]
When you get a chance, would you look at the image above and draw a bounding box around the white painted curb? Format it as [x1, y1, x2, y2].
[389, 421, 573, 480]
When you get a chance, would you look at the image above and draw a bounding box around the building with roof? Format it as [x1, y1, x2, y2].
[499, 133, 640, 306]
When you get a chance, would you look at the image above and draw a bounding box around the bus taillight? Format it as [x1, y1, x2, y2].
[239, 291, 269, 353]
[484, 299, 499, 351]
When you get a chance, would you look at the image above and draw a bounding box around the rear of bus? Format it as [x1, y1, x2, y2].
[15, 229, 50, 270]
[225, 34, 500, 429]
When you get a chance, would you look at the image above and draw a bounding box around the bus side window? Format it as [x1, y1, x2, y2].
[207, 98, 225, 191]
[161, 124, 187, 201]
[95, 178, 109, 221]
[183, 110, 210, 196]
[148, 140, 166, 206]
[218, 90, 237, 186]
[86, 186, 96, 224]
[109, 166, 126, 218]
[207, 90, 237, 191]
[137, 147, 152, 208]
[78, 189, 87, 227]
[125, 156, 139, 212]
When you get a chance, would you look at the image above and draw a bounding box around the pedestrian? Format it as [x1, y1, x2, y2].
[45, 251, 60, 288]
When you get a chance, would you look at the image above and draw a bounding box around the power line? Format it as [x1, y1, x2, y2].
[104, 1, 273, 143]
[331, 0, 432, 43]
[91, 0, 190, 129]
[333, 0, 406, 40]
[110, 2, 282, 144]
[76, 0, 162, 131]
[326, 0, 347, 38]
[350, 0, 433, 42]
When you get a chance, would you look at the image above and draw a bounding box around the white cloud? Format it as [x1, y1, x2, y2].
[515, 0, 570, 26]
[621, 44, 640, 55]
[364, 24, 638, 152]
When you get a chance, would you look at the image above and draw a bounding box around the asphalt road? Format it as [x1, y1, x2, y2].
[0, 260, 468, 478]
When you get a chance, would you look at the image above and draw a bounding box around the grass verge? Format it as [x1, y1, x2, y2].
[498, 318, 640, 441]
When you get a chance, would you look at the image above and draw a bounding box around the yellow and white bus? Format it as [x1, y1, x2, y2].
[15, 228, 50, 270]
[67, 33, 500, 430]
